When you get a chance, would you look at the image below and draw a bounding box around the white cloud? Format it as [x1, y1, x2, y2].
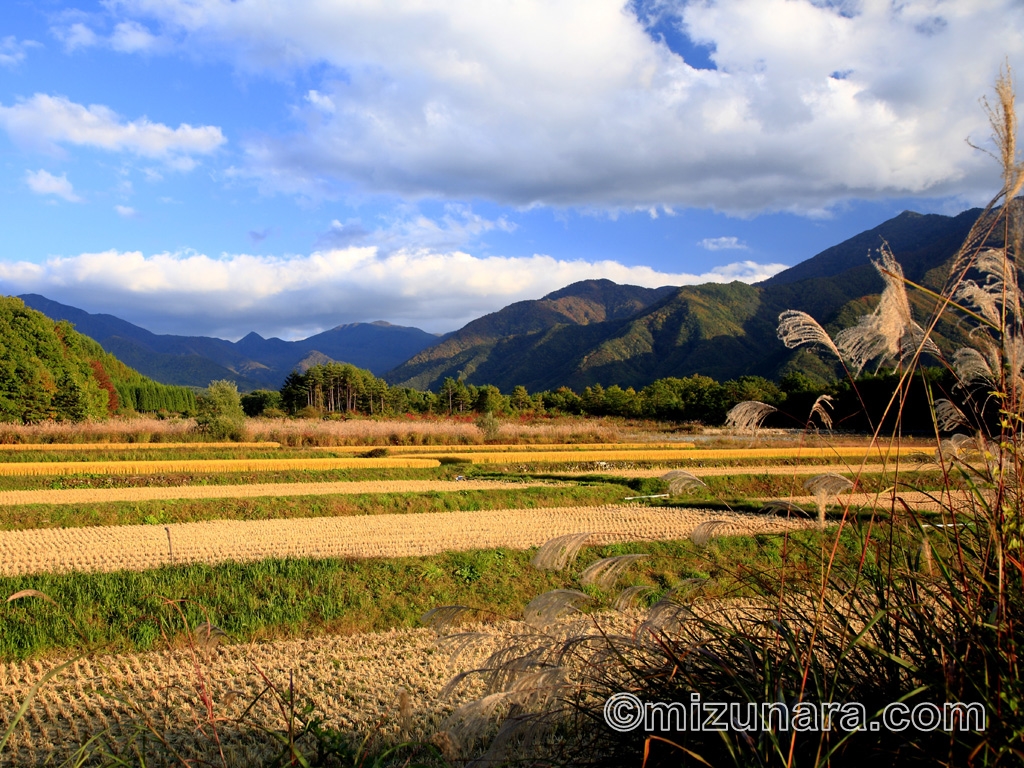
[699, 236, 748, 251]
[110, 21, 161, 53]
[0, 36, 40, 67]
[0, 94, 225, 166]
[25, 170, 82, 203]
[108, 0, 1022, 213]
[305, 90, 336, 114]
[53, 22, 98, 53]
[316, 204, 516, 250]
[53, 17, 164, 54]
[0, 246, 787, 338]
[114, 204, 139, 218]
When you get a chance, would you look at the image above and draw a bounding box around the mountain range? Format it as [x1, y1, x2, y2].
[17, 294, 439, 391]
[385, 206, 980, 391]
[17, 205, 984, 393]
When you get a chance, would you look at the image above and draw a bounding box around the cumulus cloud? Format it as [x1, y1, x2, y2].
[108, 0, 1022, 213]
[25, 170, 82, 202]
[0, 246, 787, 338]
[699, 236, 748, 251]
[110, 21, 162, 53]
[305, 90, 336, 114]
[0, 94, 225, 166]
[114, 204, 139, 218]
[0, 36, 40, 67]
[316, 205, 515, 251]
[53, 22, 98, 53]
[52, 15, 165, 54]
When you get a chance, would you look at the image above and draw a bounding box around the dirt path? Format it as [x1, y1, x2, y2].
[0, 505, 816, 576]
[0, 479, 549, 506]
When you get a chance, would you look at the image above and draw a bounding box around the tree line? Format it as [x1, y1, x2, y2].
[243, 360, 959, 431]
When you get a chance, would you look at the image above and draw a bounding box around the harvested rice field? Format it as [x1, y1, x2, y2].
[0, 428, 958, 764]
[0, 504, 818, 577]
[0, 627, 478, 765]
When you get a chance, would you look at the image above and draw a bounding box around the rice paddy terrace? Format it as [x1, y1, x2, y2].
[0, 428, 949, 764]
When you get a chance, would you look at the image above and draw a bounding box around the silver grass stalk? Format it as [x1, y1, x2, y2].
[690, 519, 730, 547]
[725, 401, 777, 432]
[579, 554, 648, 590]
[954, 249, 1021, 330]
[437, 631, 500, 667]
[939, 432, 977, 461]
[952, 346, 996, 385]
[530, 532, 592, 571]
[777, 310, 842, 359]
[834, 246, 921, 375]
[523, 589, 593, 629]
[193, 622, 227, 653]
[640, 593, 697, 636]
[1004, 332, 1024, 380]
[613, 585, 658, 612]
[934, 399, 970, 432]
[759, 499, 810, 517]
[810, 394, 834, 429]
[662, 469, 707, 494]
[955, 280, 1002, 326]
[421, 605, 480, 632]
[804, 473, 853, 529]
[899, 322, 943, 365]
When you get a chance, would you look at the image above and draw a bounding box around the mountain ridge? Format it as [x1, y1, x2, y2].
[17, 294, 439, 391]
[385, 206, 983, 391]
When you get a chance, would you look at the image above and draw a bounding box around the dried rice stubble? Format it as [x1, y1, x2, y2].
[0, 505, 821, 577]
[0, 625, 514, 765]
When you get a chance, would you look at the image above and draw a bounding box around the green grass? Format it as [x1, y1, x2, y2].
[0, 482, 635, 531]
[0, 530, 851, 661]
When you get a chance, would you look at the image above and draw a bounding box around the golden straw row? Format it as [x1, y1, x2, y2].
[332, 441, 697, 453]
[0, 479, 550, 506]
[0, 505, 816, 576]
[409, 446, 908, 464]
[0, 457, 440, 476]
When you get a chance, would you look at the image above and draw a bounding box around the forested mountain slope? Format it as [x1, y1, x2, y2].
[0, 297, 194, 422]
[385, 279, 676, 389]
[386, 207, 982, 392]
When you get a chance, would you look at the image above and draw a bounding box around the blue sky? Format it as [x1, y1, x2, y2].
[0, 1, 1020, 340]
